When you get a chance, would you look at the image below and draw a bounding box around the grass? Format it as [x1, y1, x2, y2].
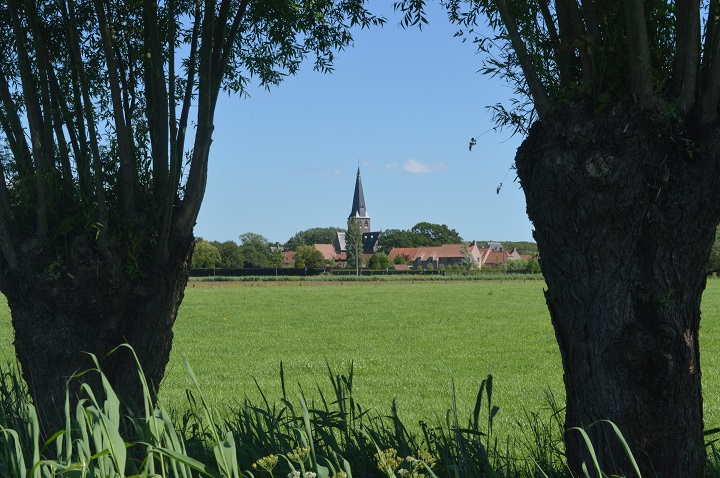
[1, 278, 720, 437]
[161, 280, 563, 438]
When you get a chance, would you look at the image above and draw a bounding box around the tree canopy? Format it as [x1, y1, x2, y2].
[380, 222, 463, 253]
[285, 227, 344, 250]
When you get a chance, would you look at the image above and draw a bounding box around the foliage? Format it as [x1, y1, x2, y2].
[0, 0, 387, 271]
[239, 232, 272, 268]
[459, 243, 480, 271]
[0, 0, 387, 422]
[380, 223, 463, 254]
[192, 239, 222, 268]
[346, 218, 364, 272]
[503, 258, 541, 274]
[412, 222, 463, 245]
[295, 245, 326, 269]
[394, 253, 411, 265]
[708, 227, 720, 275]
[368, 252, 392, 269]
[269, 248, 285, 270]
[285, 227, 345, 251]
[0, 344, 713, 477]
[211, 240, 245, 269]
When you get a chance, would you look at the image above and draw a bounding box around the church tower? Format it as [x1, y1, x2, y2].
[349, 167, 371, 233]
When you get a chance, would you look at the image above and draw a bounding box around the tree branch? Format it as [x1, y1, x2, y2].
[8, 0, 48, 238]
[143, 0, 169, 197]
[623, 0, 653, 107]
[699, 0, 720, 124]
[673, 0, 700, 116]
[175, 0, 216, 235]
[94, 0, 136, 220]
[65, 0, 107, 232]
[216, 0, 250, 99]
[493, 0, 552, 120]
[0, 69, 33, 177]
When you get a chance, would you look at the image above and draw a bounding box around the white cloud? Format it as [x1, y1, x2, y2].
[385, 162, 399, 170]
[402, 160, 448, 174]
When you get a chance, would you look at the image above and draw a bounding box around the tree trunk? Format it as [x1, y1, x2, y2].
[0, 232, 194, 433]
[515, 106, 720, 476]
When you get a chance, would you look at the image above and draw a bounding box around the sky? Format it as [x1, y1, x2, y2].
[194, 2, 535, 245]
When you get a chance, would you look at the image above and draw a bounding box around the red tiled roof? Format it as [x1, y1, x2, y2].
[314, 243, 337, 261]
[388, 248, 419, 261]
[283, 251, 296, 265]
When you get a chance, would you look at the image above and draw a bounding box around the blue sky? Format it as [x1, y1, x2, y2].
[194, 2, 535, 245]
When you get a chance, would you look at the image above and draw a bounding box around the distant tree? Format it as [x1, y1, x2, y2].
[192, 239, 221, 269]
[295, 245, 325, 269]
[393, 253, 410, 265]
[285, 227, 344, 250]
[294, 257, 306, 269]
[368, 252, 392, 269]
[459, 243, 479, 271]
[269, 249, 285, 272]
[212, 241, 245, 269]
[239, 233, 271, 268]
[379, 228, 425, 253]
[411, 222, 463, 245]
[346, 218, 363, 274]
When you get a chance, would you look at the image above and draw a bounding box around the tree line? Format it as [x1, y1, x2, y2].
[192, 222, 497, 269]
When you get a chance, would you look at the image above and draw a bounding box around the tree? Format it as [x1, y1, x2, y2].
[459, 243, 479, 272]
[397, 1, 720, 475]
[346, 218, 363, 274]
[269, 248, 285, 273]
[192, 239, 221, 268]
[368, 252, 391, 269]
[0, 0, 384, 430]
[295, 245, 325, 270]
[411, 222, 463, 245]
[239, 232, 271, 267]
[285, 227, 344, 250]
[212, 240, 245, 269]
[379, 223, 463, 253]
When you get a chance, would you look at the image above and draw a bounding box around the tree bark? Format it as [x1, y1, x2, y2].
[515, 107, 720, 477]
[0, 232, 194, 433]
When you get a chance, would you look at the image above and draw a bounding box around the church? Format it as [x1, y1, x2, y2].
[313, 167, 381, 265]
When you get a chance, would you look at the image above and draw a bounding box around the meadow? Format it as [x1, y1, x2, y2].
[2, 278, 720, 437]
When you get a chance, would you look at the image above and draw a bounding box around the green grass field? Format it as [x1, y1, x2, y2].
[2, 279, 720, 438]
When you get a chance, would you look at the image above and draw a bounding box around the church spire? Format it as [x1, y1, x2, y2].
[349, 167, 370, 232]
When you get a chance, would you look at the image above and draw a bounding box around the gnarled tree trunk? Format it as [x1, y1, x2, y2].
[516, 107, 720, 477]
[0, 232, 194, 432]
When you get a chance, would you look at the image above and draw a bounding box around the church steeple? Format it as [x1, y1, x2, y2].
[349, 167, 370, 233]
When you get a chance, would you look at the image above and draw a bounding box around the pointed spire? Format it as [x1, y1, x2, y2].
[350, 167, 368, 219]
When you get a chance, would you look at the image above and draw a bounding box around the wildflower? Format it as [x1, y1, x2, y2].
[253, 454, 279, 476]
[288, 472, 301, 478]
[304, 473, 317, 478]
[417, 449, 437, 468]
[375, 448, 401, 472]
[331, 473, 348, 478]
[287, 446, 311, 464]
[398, 470, 410, 476]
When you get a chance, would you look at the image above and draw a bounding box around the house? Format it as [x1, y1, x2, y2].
[389, 241, 529, 270]
[389, 242, 484, 270]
